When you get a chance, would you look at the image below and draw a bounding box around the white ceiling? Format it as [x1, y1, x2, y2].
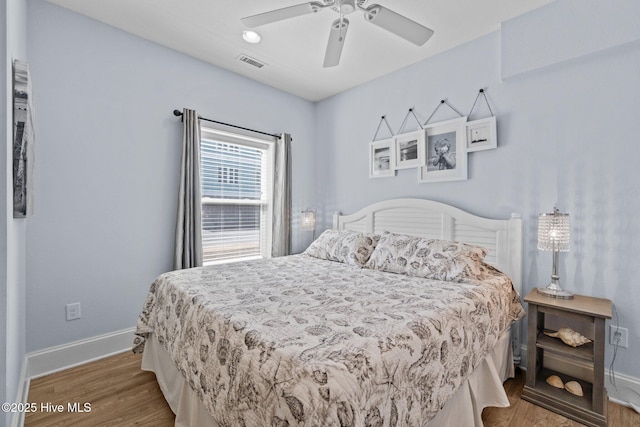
[47, 0, 554, 101]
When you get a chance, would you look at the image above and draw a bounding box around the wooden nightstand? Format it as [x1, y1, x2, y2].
[521, 289, 612, 427]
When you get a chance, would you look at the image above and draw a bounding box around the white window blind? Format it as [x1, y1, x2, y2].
[200, 128, 274, 265]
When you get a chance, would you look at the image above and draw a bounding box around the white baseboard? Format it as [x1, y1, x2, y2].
[27, 327, 136, 379]
[606, 370, 640, 408]
[518, 344, 640, 410]
[10, 358, 30, 427]
[11, 327, 135, 427]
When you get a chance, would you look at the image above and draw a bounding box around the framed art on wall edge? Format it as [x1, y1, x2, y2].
[369, 138, 396, 178]
[418, 117, 467, 183]
[13, 59, 35, 218]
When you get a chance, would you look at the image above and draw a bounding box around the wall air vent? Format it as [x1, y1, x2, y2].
[237, 54, 266, 68]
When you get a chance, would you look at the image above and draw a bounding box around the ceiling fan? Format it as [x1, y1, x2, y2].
[241, 0, 434, 68]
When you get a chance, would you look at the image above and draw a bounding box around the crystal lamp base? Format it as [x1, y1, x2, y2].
[537, 280, 574, 300]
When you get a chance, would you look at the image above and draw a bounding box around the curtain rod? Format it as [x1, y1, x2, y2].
[173, 110, 281, 139]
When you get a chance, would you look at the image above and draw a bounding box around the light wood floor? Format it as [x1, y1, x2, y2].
[25, 351, 640, 426]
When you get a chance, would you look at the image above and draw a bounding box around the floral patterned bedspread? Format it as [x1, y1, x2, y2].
[133, 255, 524, 426]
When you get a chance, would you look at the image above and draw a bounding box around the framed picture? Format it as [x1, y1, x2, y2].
[418, 117, 467, 183]
[394, 129, 425, 169]
[13, 60, 35, 218]
[369, 138, 396, 178]
[466, 116, 497, 152]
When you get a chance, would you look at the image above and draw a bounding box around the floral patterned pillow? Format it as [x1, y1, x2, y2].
[303, 229, 380, 267]
[364, 231, 489, 282]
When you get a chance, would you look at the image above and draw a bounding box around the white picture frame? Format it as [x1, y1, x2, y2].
[466, 116, 497, 152]
[369, 138, 396, 178]
[418, 117, 468, 183]
[394, 129, 425, 170]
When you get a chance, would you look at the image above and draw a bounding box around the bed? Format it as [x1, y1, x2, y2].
[133, 198, 525, 426]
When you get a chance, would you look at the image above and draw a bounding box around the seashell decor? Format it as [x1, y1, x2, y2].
[564, 381, 584, 396]
[543, 327, 592, 347]
[546, 375, 564, 389]
[545, 375, 584, 396]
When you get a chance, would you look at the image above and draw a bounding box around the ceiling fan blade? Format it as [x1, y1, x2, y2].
[242, 2, 326, 28]
[363, 4, 434, 46]
[323, 18, 350, 68]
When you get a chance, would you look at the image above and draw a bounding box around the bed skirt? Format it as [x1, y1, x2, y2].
[142, 330, 514, 427]
[142, 331, 515, 427]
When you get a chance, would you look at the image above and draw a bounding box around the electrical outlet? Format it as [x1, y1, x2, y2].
[66, 302, 81, 321]
[610, 325, 628, 348]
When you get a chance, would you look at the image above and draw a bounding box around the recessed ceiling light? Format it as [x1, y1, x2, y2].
[242, 30, 261, 44]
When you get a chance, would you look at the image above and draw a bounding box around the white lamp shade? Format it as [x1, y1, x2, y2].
[301, 210, 316, 231]
[537, 209, 570, 252]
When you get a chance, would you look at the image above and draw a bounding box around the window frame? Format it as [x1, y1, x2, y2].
[200, 125, 276, 265]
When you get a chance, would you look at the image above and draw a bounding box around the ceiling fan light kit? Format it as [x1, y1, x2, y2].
[241, 0, 434, 67]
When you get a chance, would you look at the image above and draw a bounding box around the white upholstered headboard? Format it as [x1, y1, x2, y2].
[333, 198, 523, 362]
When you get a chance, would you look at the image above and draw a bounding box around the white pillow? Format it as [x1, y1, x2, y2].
[304, 229, 380, 267]
[364, 231, 489, 282]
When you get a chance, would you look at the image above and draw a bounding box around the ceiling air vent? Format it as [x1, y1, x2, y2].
[237, 54, 266, 69]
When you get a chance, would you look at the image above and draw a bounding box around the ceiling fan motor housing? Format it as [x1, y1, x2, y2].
[330, 0, 357, 14]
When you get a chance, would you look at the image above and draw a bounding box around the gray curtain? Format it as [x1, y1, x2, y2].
[174, 109, 203, 269]
[271, 133, 292, 257]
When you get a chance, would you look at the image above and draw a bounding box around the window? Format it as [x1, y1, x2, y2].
[200, 126, 275, 265]
[217, 167, 239, 184]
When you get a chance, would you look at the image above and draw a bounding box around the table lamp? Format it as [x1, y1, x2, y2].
[537, 207, 573, 299]
[301, 209, 316, 241]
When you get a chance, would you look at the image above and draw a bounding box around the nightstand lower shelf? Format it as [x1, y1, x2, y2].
[522, 367, 607, 427]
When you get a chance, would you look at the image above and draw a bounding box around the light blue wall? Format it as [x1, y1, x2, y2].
[25, 0, 316, 352]
[23, 0, 640, 385]
[314, 2, 640, 379]
[501, 0, 640, 79]
[2, 0, 28, 424]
